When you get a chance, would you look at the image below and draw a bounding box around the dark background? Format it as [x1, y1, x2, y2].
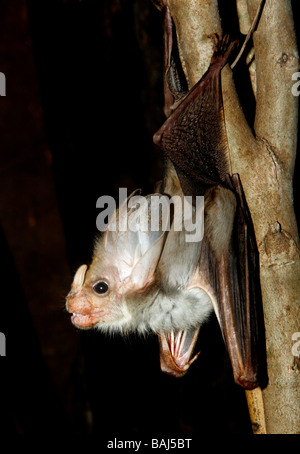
[0, 0, 298, 440]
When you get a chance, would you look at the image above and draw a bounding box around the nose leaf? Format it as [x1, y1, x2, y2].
[73, 264, 88, 289]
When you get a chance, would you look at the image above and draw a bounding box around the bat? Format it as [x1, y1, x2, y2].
[66, 6, 266, 389]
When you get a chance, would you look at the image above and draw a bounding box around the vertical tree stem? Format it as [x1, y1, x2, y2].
[167, 0, 300, 434]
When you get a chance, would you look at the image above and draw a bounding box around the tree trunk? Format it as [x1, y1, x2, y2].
[166, 0, 300, 434]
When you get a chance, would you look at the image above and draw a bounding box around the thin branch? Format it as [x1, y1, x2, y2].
[231, 0, 265, 69]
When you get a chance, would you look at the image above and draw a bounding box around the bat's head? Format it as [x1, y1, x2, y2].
[66, 247, 160, 332]
[66, 194, 168, 332]
[66, 261, 134, 332]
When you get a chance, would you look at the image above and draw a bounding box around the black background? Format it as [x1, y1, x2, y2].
[0, 0, 298, 440]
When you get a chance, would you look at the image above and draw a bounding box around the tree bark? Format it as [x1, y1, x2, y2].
[167, 0, 300, 434]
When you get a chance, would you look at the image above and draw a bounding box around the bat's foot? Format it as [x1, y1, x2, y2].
[209, 34, 239, 70]
[158, 327, 200, 378]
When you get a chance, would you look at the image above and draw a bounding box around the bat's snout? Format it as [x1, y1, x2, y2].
[66, 292, 106, 329]
[66, 264, 106, 329]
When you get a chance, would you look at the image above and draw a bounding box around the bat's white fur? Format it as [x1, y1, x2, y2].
[67, 182, 235, 337]
[91, 285, 213, 336]
[128, 287, 213, 334]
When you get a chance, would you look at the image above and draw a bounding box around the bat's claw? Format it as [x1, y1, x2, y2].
[158, 327, 200, 377]
[209, 34, 239, 69]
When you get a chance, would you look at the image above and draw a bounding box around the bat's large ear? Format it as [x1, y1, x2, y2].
[128, 194, 170, 288]
[129, 231, 166, 288]
[103, 192, 170, 289]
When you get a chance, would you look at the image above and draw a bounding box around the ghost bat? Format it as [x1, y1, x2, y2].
[66, 6, 266, 389]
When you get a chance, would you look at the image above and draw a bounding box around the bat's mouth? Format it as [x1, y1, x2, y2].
[70, 310, 105, 329]
[158, 327, 200, 377]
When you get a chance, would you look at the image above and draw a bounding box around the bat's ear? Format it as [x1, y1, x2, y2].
[129, 230, 166, 288]
[128, 193, 170, 288]
[103, 192, 170, 289]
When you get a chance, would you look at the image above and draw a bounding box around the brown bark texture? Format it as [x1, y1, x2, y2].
[166, 0, 300, 434]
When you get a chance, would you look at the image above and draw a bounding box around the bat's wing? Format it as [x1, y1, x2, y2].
[154, 34, 238, 194]
[156, 176, 266, 388]
[153, 27, 266, 387]
[192, 175, 266, 389]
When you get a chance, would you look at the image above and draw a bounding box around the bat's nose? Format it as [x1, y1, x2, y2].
[66, 292, 93, 315]
[66, 293, 105, 329]
[73, 264, 88, 289]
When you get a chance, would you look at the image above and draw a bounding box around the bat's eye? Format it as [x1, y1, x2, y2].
[93, 280, 109, 295]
